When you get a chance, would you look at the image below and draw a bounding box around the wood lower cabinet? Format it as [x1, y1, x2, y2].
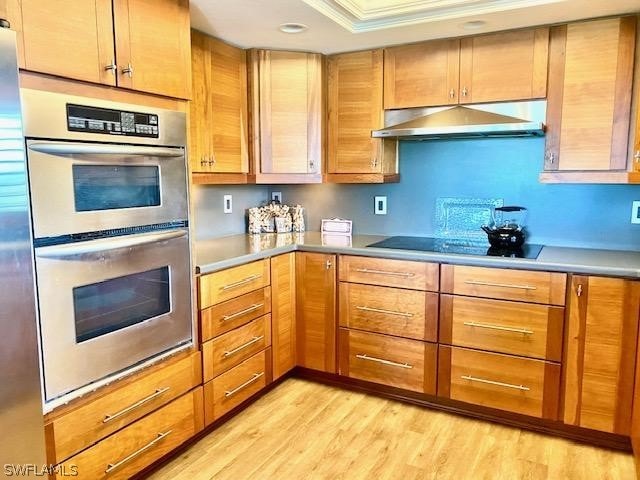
[541, 16, 637, 183]
[56, 388, 204, 480]
[339, 329, 437, 394]
[563, 275, 640, 434]
[271, 253, 297, 379]
[383, 27, 548, 109]
[248, 50, 323, 183]
[326, 49, 399, 183]
[203, 349, 271, 424]
[15, 0, 191, 98]
[296, 252, 337, 372]
[44, 352, 201, 464]
[339, 255, 439, 291]
[199, 259, 270, 308]
[190, 30, 249, 182]
[438, 346, 561, 419]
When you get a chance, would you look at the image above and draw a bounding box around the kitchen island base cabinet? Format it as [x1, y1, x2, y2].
[339, 329, 437, 394]
[296, 252, 337, 373]
[55, 388, 204, 480]
[438, 346, 561, 420]
[564, 275, 640, 434]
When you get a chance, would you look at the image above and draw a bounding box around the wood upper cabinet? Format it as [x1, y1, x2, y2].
[296, 252, 337, 373]
[384, 27, 548, 109]
[113, 0, 191, 99]
[271, 253, 296, 379]
[563, 275, 640, 434]
[20, 0, 116, 86]
[249, 50, 323, 183]
[0, 0, 25, 67]
[15, 0, 191, 98]
[190, 31, 248, 179]
[327, 49, 398, 183]
[542, 17, 636, 180]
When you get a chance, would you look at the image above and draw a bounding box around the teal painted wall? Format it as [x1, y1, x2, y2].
[273, 137, 640, 250]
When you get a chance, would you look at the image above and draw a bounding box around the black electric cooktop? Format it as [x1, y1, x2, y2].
[367, 236, 543, 259]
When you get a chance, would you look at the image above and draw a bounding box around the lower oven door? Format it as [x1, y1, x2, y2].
[34, 229, 192, 402]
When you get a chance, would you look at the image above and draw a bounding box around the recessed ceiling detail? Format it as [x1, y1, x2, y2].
[303, 0, 565, 32]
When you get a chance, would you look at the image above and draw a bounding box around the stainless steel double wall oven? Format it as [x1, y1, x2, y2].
[22, 90, 193, 407]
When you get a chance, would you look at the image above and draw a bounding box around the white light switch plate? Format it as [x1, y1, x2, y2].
[223, 194, 232, 214]
[632, 201, 640, 224]
[374, 196, 387, 215]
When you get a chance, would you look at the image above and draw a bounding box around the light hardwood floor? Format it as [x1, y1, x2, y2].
[148, 378, 636, 480]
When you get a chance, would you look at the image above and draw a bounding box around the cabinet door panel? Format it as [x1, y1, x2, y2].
[546, 17, 635, 172]
[327, 50, 383, 174]
[271, 253, 296, 379]
[564, 275, 640, 434]
[113, 0, 191, 99]
[189, 30, 212, 173]
[384, 39, 459, 109]
[459, 28, 548, 104]
[296, 252, 336, 372]
[21, 0, 115, 85]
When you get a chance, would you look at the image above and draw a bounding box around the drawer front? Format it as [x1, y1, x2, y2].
[339, 282, 438, 341]
[438, 346, 560, 419]
[204, 348, 271, 424]
[199, 259, 271, 308]
[203, 314, 272, 381]
[339, 255, 438, 291]
[201, 287, 271, 341]
[46, 352, 202, 463]
[441, 265, 567, 305]
[440, 295, 564, 361]
[57, 388, 204, 480]
[338, 328, 436, 394]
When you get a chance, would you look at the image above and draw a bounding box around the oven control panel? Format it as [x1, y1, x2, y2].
[66, 104, 159, 138]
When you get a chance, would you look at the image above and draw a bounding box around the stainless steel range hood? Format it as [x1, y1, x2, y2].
[372, 100, 546, 139]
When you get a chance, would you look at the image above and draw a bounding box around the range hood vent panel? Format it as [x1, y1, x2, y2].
[372, 100, 546, 139]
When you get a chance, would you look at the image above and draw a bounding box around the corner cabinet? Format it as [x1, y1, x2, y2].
[14, 0, 191, 99]
[248, 50, 324, 184]
[190, 31, 249, 184]
[563, 275, 640, 434]
[541, 16, 637, 184]
[296, 252, 337, 372]
[383, 27, 548, 109]
[326, 49, 399, 184]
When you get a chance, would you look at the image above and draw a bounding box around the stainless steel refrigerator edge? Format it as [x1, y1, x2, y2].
[0, 26, 47, 471]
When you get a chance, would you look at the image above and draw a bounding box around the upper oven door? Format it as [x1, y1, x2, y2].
[35, 229, 192, 402]
[26, 141, 188, 239]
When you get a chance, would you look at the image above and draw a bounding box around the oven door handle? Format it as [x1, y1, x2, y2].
[29, 142, 184, 158]
[35, 230, 187, 258]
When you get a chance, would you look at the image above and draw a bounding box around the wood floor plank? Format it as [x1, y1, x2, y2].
[148, 379, 635, 480]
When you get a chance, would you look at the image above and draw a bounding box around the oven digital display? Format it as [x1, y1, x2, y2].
[66, 104, 159, 138]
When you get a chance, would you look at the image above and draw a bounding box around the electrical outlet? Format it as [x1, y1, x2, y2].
[223, 194, 232, 214]
[374, 196, 387, 215]
[272, 191, 282, 203]
[632, 201, 640, 224]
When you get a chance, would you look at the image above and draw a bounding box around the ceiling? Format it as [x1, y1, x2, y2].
[190, 0, 640, 54]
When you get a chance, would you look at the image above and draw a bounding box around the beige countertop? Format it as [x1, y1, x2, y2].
[194, 232, 640, 278]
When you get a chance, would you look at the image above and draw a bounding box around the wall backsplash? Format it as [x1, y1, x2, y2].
[270, 137, 640, 251]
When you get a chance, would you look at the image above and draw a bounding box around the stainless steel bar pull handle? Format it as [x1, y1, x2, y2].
[355, 354, 412, 369]
[225, 372, 264, 398]
[104, 60, 117, 73]
[105, 430, 172, 473]
[221, 274, 262, 291]
[122, 62, 134, 78]
[29, 142, 183, 157]
[464, 280, 537, 291]
[222, 303, 264, 321]
[36, 230, 187, 259]
[222, 336, 264, 358]
[461, 375, 530, 391]
[356, 306, 413, 318]
[103, 387, 171, 423]
[463, 321, 533, 335]
[354, 268, 415, 278]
